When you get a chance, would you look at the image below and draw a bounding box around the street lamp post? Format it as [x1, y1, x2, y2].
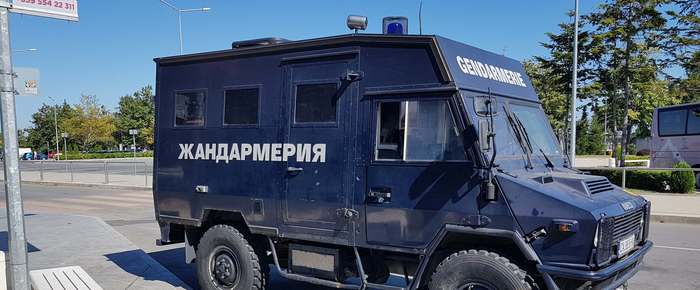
[47, 96, 60, 160]
[61, 132, 68, 160]
[569, 0, 580, 167]
[159, 0, 211, 54]
[129, 129, 138, 175]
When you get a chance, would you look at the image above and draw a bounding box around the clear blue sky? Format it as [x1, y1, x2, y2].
[9, 0, 601, 129]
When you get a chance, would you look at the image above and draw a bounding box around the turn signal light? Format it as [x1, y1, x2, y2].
[552, 219, 579, 233]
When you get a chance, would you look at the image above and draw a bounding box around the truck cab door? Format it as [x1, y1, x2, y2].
[281, 54, 358, 245]
[364, 96, 481, 248]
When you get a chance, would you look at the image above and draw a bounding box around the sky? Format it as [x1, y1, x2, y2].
[8, 0, 602, 129]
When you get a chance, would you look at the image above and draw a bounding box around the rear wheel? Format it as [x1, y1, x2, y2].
[197, 224, 265, 290]
[428, 250, 531, 290]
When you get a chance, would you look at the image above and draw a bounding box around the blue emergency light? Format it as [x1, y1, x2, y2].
[383, 17, 408, 35]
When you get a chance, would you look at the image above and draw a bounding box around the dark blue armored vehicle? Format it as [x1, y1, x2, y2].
[153, 16, 651, 290]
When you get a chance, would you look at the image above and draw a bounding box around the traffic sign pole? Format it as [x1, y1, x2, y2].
[0, 4, 30, 290]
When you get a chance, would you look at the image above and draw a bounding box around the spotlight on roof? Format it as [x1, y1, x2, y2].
[347, 15, 368, 32]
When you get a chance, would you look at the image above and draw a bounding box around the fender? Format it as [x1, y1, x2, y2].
[410, 224, 543, 290]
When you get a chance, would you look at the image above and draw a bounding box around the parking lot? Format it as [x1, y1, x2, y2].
[0, 183, 697, 289]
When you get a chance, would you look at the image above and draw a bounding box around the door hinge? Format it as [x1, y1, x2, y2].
[337, 208, 359, 220]
[462, 215, 491, 227]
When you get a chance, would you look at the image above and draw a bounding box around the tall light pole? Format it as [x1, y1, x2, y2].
[61, 132, 68, 160]
[569, 0, 580, 167]
[47, 96, 60, 160]
[159, 0, 211, 54]
[0, 5, 30, 289]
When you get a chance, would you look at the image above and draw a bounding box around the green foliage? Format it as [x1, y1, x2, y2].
[590, 169, 670, 192]
[115, 86, 155, 149]
[65, 151, 153, 160]
[62, 95, 116, 151]
[670, 162, 696, 193]
[26, 101, 76, 152]
[575, 108, 606, 155]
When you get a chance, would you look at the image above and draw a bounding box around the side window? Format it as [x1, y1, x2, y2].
[295, 83, 338, 123]
[175, 91, 205, 127]
[375, 100, 466, 161]
[658, 108, 687, 136]
[687, 107, 700, 135]
[224, 88, 259, 125]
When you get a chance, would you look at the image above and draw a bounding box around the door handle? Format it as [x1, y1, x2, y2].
[286, 166, 304, 174]
[367, 188, 392, 204]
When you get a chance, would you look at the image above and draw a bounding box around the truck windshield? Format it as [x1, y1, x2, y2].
[510, 104, 562, 156]
[486, 101, 562, 169]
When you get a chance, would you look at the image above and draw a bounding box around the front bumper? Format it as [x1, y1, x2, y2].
[537, 240, 653, 290]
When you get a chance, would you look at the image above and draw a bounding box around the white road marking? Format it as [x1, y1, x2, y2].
[655, 245, 700, 252]
[86, 195, 152, 203]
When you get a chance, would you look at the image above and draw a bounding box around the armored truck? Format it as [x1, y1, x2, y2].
[153, 18, 652, 290]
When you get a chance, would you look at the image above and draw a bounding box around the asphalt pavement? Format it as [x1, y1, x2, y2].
[1, 184, 699, 289]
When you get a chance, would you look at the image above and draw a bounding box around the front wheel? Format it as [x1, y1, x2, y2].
[428, 250, 531, 290]
[197, 225, 265, 290]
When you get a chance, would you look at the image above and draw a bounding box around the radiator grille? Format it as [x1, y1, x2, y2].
[595, 207, 645, 265]
[612, 208, 644, 243]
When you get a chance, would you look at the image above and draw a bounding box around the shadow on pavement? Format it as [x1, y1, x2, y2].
[105, 249, 189, 288]
[0, 231, 40, 252]
[147, 246, 332, 290]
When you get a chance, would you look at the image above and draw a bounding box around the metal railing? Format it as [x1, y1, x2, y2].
[20, 159, 151, 187]
[577, 166, 700, 189]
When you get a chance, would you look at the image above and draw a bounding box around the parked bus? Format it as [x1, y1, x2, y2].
[651, 102, 700, 183]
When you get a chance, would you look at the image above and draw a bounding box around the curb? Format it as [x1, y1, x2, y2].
[651, 214, 700, 224]
[21, 180, 151, 191]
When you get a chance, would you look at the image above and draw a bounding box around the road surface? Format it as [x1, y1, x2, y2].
[0, 184, 698, 289]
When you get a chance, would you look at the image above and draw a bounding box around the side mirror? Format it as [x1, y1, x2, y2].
[474, 96, 496, 117]
[481, 179, 496, 201]
[479, 119, 491, 151]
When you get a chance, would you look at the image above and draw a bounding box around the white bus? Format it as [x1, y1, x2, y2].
[651, 102, 700, 183]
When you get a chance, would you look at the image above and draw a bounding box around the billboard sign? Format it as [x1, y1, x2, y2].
[13, 67, 39, 96]
[10, 0, 78, 22]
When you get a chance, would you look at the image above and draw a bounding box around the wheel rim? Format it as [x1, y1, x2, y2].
[209, 245, 241, 288]
[457, 282, 496, 290]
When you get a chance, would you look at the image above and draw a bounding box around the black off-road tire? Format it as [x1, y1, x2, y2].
[428, 250, 531, 290]
[197, 225, 265, 290]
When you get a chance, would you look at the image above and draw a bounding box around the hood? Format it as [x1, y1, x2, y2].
[498, 170, 647, 265]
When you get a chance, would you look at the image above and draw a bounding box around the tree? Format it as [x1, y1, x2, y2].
[587, 0, 667, 166]
[528, 11, 603, 150]
[576, 107, 591, 155]
[62, 95, 116, 151]
[26, 101, 75, 153]
[524, 60, 569, 141]
[114, 85, 155, 149]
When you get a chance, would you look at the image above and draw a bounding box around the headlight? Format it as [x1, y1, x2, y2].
[593, 223, 599, 247]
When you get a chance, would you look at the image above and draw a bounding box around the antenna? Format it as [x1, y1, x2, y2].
[419, 1, 423, 35]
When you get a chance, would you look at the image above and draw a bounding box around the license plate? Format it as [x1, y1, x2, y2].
[618, 234, 635, 257]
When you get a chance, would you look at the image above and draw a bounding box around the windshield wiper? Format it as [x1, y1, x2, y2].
[504, 108, 533, 169]
[511, 113, 555, 170]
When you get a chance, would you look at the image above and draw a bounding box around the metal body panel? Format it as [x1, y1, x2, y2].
[153, 34, 651, 290]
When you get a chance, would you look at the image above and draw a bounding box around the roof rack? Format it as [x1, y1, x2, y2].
[232, 37, 290, 49]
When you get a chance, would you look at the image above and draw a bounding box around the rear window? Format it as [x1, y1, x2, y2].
[224, 88, 259, 125]
[687, 107, 700, 135]
[295, 83, 338, 123]
[175, 91, 206, 127]
[658, 109, 687, 136]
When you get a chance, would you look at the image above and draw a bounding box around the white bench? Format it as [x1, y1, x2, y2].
[30, 266, 102, 290]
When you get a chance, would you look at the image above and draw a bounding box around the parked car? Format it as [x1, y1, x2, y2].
[21, 152, 47, 160]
